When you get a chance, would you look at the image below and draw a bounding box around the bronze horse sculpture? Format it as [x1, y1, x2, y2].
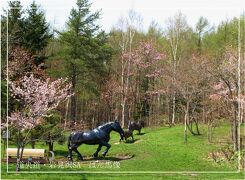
[120, 129, 134, 142]
[128, 120, 145, 134]
[67, 120, 124, 161]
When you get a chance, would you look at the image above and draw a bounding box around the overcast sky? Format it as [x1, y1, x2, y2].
[1, 0, 244, 32]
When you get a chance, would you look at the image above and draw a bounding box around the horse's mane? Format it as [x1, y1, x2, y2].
[97, 121, 114, 130]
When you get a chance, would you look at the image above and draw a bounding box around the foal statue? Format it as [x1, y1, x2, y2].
[67, 120, 124, 161]
[128, 120, 145, 134]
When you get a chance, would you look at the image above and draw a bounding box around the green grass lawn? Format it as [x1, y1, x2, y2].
[1, 124, 244, 179]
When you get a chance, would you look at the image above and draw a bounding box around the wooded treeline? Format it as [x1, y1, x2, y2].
[1, 0, 244, 151]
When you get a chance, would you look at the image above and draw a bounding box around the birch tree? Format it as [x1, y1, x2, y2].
[164, 11, 189, 125]
[117, 10, 142, 127]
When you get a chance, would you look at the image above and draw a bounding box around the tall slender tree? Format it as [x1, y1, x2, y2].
[164, 12, 189, 125]
[59, 0, 111, 125]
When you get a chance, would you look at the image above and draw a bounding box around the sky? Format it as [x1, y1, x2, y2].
[1, 0, 244, 32]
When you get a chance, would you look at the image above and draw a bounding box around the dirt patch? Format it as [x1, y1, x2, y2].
[135, 139, 142, 144]
[115, 153, 134, 160]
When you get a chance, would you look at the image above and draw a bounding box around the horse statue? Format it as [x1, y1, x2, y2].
[120, 129, 134, 142]
[67, 120, 124, 161]
[128, 120, 145, 134]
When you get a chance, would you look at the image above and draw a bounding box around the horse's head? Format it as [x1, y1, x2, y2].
[112, 120, 124, 140]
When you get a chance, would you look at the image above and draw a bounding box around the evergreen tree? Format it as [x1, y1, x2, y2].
[22, 1, 51, 55]
[1, 1, 25, 122]
[59, 0, 111, 124]
[8, 1, 24, 46]
[1, 1, 24, 68]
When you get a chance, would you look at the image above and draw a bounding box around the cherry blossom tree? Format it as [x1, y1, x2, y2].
[7, 46, 45, 80]
[128, 40, 166, 124]
[8, 74, 72, 171]
[210, 47, 244, 151]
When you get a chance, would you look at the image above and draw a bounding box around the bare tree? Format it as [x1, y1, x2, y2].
[164, 11, 189, 125]
[172, 54, 209, 142]
[116, 10, 142, 127]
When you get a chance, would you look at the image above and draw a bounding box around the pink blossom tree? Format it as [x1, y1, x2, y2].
[8, 74, 72, 171]
[129, 40, 166, 124]
[6, 47, 45, 80]
[210, 47, 244, 151]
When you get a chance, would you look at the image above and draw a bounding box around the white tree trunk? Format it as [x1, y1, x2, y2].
[172, 95, 176, 125]
[121, 100, 126, 128]
[184, 101, 189, 143]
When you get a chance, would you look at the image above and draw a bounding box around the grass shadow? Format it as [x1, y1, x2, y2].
[83, 154, 134, 162]
[124, 138, 139, 144]
[136, 132, 146, 136]
[54, 149, 69, 157]
[59, 154, 135, 163]
[54, 149, 134, 162]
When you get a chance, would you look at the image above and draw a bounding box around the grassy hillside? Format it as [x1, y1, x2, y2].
[1, 124, 244, 179]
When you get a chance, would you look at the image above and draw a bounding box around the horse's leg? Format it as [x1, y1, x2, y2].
[68, 145, 73, 161]
[101, 142, 111, 157]
[138, 128, 141, 135]
[73, 147, 83, 160]
[131, 133, 134, 141]
[93, 144, 102, 158]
